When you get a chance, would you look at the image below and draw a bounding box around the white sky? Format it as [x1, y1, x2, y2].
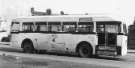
[0, 0, 135, 25]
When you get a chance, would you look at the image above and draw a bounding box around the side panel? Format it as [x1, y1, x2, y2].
[11, 33, 22, 48]
[50, 34, 73, 52]
[11, 33, 98, 55]
[33, 33, 51, 50]
[11, 33, 38, 49]
[46, 34, 98, 54]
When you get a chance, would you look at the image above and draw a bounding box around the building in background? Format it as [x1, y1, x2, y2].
[128, 18, 135, 49]
[0, 18, 11, 42]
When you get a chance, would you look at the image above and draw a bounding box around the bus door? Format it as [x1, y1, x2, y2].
[96, 23, 118, 56]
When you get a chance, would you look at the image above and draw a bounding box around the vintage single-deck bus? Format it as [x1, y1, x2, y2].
[10, 15, 127, 57]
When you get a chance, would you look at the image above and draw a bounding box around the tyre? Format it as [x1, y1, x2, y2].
[23, 41, 35, 53]
[78, 43, 93, 58]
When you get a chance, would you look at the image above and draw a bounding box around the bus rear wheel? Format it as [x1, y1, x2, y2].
[23, 41, 35, 53]
[78, 43, 93, 58]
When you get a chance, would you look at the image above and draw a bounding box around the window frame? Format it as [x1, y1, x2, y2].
[35, 22, 48, 32]
[78, 22, 94, 33]
[62, 22, 77, 32]
[96, 21, 121, 33]
[22, 22, 35, 32]
[48, 22, 62, 32]
[11, 22, 20, 32]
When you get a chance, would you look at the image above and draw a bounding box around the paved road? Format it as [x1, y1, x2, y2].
[0, 45, 135, 68]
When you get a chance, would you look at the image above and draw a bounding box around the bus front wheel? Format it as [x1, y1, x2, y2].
[78, 43, 93, 58]
[23, 41, 35, 53]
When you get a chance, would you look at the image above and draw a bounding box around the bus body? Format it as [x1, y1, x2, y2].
[10, 15, 127, 57]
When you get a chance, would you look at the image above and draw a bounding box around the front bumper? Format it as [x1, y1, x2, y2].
[96, 45, 121, 56]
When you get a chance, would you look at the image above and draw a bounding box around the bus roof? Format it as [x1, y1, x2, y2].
[12, 15, 120, 23]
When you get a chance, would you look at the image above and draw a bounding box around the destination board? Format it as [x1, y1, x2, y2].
[79, 17, 93, 22]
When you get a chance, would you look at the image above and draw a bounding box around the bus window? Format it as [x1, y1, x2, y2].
[22, 22, 34, 32]
[11, 22, 20, 32]
[35, 22, 47, 32]
[97, 23, 120, 33]
[78, 22, 93, 32]
[97, 24, 104, 33]
[48, 22, 61, 32]
[63, 22, 76, 32]
[105, 25, 119, 33]
[123, 24, 127, 35]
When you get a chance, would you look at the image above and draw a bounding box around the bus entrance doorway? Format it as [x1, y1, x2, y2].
[96, 22, 120, 56]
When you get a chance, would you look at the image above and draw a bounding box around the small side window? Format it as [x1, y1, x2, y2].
[11, 22, 20, 32]
[35, 22, 47, 32]
[63, 22, 77, 32]
[48, 22, 62, 32]
[78, 22, 93, 32]
[22, 22, 34, 32]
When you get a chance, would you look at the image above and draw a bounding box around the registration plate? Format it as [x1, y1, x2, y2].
[97, 51, 117, 56]
[98, 46, 116, 51]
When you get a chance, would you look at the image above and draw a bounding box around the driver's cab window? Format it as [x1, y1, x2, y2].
[11, 22, 20, 32]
